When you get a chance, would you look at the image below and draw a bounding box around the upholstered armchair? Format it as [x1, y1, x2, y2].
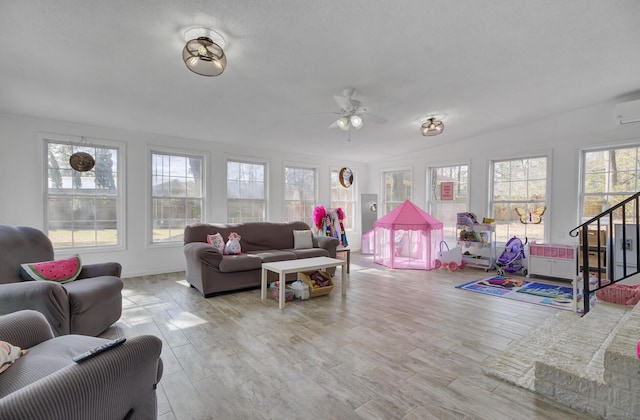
[0, 310, 163, 420]
[0, 225, 123, 336]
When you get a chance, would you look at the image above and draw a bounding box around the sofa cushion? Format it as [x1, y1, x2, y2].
[287, 248, 329, 259]
[184, 221, 312, 251]
[246, 250, 298, 263]
[218, 254, 263, 273]
[0, 334, 105, 398]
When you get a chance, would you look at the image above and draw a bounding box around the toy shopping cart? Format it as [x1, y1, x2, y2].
[434, 241, 466, 271]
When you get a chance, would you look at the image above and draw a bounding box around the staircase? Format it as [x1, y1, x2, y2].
[570, 192, 640, 314]
[483, 301, 640, 418]
[483, 194, 640, 416]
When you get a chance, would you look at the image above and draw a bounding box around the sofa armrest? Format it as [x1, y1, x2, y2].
[0, 335, 163, 420]
[0, 310, 54, 348]
[313, 236, 340, 258]
[184, 242, 223, 268]
[0, 282, 70, 336]
[77, 262, 122, 279]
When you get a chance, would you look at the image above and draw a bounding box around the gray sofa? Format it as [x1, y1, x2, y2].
[184, 221, 339, 297]
[0, 225, 123, 336]
[0, 310, 162, 420]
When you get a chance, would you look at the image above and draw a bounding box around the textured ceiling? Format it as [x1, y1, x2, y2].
[1, 1, 639, 162]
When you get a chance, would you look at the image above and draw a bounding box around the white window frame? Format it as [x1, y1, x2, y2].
[490, 154, 549, 243]
[427, 162, 470, 243]
[382, 168, 412, 215]
[43, 134, 125, 251]
[149, 148, 206, 245]
[330, 168, 356, 231]
[580, 143, 640, 224]
[284, 164, 317, 227]
[226, 159, 267, 223]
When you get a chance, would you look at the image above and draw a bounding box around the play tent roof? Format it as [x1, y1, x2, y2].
[374, 200, 443, 231]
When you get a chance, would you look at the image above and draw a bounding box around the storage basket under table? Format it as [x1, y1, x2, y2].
[297, 270, 334, 297]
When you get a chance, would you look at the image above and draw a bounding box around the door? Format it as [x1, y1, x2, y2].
[361, 194, 378, 234]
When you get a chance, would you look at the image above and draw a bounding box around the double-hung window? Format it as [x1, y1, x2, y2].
[428, 164, 469, 241]
[284, 166, 316, 227]
[490, 156, 547, 243]
[227, 160, 266, 223]
[383, 169, 412, 214]
[46, 137, 122, 248]
[581, 145, 640, 224]
[330, 169, 356, 231]
[151, 151, 204, 243]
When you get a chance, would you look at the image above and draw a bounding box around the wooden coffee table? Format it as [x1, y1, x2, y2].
[261, 256, 347, 309]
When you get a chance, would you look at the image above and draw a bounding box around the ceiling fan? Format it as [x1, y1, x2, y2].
[313, 88, 388, 141]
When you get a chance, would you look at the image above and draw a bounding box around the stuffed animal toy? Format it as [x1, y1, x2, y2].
[224, 232, 242, 255]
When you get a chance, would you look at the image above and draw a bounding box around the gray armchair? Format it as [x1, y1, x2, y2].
[0, 310, 163, 420]
[0, 225, 123, 336]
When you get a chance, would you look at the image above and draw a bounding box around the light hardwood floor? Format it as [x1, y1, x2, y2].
[102, 253, 597, 420]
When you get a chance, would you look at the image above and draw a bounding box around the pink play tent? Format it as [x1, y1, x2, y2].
[374, 200, 443, 269]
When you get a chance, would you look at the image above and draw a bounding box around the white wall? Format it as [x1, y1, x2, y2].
[367, 100, 640, 245]
[0, 113, 367, 277]
[3, 101, 639, 277]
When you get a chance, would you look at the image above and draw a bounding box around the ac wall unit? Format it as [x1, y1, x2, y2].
[615, 99, 640, 125]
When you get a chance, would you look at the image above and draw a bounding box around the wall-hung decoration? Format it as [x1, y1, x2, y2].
[69, 137, 95, 172]
[339, 167, 353, 188]
[440, 181, 454, 200]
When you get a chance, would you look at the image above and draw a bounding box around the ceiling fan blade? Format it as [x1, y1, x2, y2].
[362, 113, 388, 124]
[300, 111, 341, 116]
[333, 95, 353, 111]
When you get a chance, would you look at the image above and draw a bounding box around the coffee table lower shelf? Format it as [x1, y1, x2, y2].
[260, 256, 347, 309]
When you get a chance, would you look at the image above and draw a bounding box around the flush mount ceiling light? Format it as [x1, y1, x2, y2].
[182, 27, 227, 76]
[420, 117, 445, 137]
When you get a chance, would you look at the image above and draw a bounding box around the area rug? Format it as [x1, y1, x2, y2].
[455, 276, 575, 311]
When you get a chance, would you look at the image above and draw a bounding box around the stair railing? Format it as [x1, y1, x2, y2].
[569, 192, 640, 314]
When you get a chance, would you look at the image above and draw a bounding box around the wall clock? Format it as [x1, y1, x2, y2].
[69, 151, 95, 172]
[339, 167, 353, 188]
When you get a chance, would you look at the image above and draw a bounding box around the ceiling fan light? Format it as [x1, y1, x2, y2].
[350, 115, 363, 129]
[337, 116, 350, 130]
[183, 34, 227, 76]
[421, 118, 445, 137]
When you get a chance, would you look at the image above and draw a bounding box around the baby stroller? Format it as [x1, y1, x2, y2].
[496, 236, 528, 276]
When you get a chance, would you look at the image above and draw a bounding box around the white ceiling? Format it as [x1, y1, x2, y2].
[1, 1, 639, 162]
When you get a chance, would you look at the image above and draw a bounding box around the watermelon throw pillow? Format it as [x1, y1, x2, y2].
[20, 255, 82, 283]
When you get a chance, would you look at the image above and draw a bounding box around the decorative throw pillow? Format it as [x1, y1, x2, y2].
[293, 230, 313, 249]
[20, 254, 82, 283]
[207, 233, 225, 252]
[0, 341, 27, 374]
[224, 232, 242, 255]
